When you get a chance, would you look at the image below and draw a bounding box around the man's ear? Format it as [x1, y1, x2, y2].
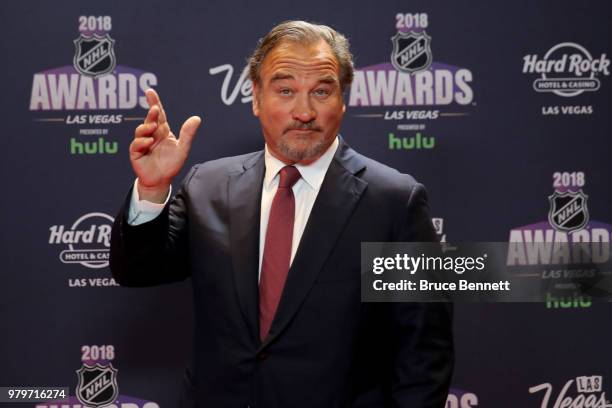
[252, 82, 260, 117]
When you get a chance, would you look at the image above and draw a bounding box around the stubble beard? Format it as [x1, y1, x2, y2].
[276, 131, 330, 163]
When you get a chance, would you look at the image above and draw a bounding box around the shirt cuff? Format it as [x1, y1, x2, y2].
[127, 178, 172, 226]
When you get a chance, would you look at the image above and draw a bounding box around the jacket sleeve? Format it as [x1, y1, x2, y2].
[390, 183, 454, 408]
[109, 166, 199, 287]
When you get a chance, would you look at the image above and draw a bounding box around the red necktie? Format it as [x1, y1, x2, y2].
[259, 165, 301, 341]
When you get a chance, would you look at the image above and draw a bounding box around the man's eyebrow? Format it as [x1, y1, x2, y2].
[270, 73, 294, 82]
[317, 75, 338, 85]
[268, 73, 339, 84]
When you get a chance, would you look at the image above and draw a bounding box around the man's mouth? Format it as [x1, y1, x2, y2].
[287, 128, 316, 133]
[284, 125, 322, 134]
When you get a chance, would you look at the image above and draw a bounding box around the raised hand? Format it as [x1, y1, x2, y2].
[130, 89, 201, 203]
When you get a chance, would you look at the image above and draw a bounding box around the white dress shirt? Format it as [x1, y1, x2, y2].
[127, 136, 339, 280]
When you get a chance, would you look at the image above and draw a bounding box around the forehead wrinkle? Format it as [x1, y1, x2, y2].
[266, 60, 339, 82]
[260, 41, 341, 87]
[269, 58, 338, 70]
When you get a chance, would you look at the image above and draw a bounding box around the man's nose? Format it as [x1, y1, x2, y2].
[292, 94, 316, 122]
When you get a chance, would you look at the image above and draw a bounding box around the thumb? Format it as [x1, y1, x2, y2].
[178, 116, 202, 152]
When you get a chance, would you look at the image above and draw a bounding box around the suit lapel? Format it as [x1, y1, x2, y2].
[261, 140, 368, 349]
[228, 151, 265, 345]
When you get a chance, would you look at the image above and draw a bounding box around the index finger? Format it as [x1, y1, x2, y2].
[145, 88, 168, 125]
[145, 88, 161, 108]
[143, 105, 159, 126]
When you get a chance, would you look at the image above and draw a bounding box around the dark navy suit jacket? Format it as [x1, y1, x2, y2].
[110, 138, 453, 407]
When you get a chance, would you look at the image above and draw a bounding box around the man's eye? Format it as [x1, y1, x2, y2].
[313, 89, 330, 97]
[279, 89, 293, 96]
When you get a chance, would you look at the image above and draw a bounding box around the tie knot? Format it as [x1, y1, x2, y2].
[278, 166, 301, 189]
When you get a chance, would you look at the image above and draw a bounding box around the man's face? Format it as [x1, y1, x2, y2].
[252, 40, 345, 165]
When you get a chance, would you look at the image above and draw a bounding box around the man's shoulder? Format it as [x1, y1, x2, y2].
[187, 150, 263, 179]
[339, 144, 421, 194]
[175, 150, 263, 197]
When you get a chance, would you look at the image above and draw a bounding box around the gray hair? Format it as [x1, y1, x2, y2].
[248, 20, 354, 92]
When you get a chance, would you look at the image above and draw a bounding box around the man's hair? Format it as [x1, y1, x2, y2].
[248, 20, 354, 92]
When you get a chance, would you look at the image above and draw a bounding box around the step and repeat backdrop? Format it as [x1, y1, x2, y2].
[1, 1, 611, 407]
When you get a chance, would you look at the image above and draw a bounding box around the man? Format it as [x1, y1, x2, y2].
[110, 21, 453, 407]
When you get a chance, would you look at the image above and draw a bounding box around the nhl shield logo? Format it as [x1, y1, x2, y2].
[76, 363, 119, 407]
[548, 190, 589, 232]
[73, 34, 116, 77]
[391, 31, 433, 73]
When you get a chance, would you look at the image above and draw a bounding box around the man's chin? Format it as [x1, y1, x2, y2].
[274, 133, 332, 164]
[278, 147, 307, 163]
[278, 144, 321, 164]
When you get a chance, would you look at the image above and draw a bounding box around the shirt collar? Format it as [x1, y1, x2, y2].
[263, 136, 339, 191]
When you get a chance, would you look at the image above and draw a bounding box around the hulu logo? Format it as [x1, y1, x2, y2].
[545, 292, 592, 309]
[388, 133, 435, 150]
[70, 137, 118, 155]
